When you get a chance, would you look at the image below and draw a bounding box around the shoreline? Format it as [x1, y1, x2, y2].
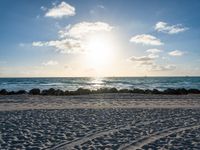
[1, 87, 200, 96]
[1, 106, 200, 149]
[1, 93, 200, 111]
[1, 93, 200, 149]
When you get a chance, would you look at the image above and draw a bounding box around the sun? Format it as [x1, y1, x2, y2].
[85, 34, 115, 69]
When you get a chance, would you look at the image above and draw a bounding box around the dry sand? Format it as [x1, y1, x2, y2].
[1, 94, 200, 111]
[0, 93, 200, 149]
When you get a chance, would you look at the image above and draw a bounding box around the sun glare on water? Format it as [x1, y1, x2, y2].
[86, 34, 115, 69]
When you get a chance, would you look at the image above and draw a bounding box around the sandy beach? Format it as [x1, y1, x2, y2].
[1, 0, 200, 149]
[0, 94, 200, 149]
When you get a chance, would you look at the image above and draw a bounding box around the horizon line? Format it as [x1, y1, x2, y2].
[0, 75, 199, 78]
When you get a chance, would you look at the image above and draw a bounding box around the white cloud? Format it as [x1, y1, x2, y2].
[130, 34, 163, 46]
[128, 53, 159, 65]
[59, 22, 113, 39]
[168, 50, 184, 56]
[58, 24, 71, 38]
[148, 53, 159, 59]
[42, 60, 58, 66]
[32, 41, 44, 47]
[155, 21, 188, 34]
[33, 39, 84, 54]
[140, 61, 154, 66]
[128, 51, 176, 71]
[128, 55, 155, 62]
[146, 48, 162, 53]
[45, 1, 75, 18]
[33, 21, 113, 54]
[151, 64, 176, 71]
[128, 54, 175, 71]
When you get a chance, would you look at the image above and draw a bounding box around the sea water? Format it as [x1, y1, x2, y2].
[0, 77, 200, 91]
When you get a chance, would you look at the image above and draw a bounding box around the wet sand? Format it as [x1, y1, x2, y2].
[0, 94, 200, 149]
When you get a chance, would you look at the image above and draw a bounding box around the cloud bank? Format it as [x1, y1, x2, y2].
[146, 48, 162, 53]
[59, 22, 113, 39]
[155, 22, 188, 34]
[168, 50, 184, 56]
[130, 34, 163, 46]
[128, 55, 156, 62]
[151, 64, 176, 71]
[45, 2, 75, 18]
[33, 39, 83, 54]
[128, 49, 175, 71]
[32, 22, 113, 54]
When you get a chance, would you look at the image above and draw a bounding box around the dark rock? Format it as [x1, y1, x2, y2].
[145, 89, 152, 94]
[188, 89, 200, 94]
[176, 88, 188, 94]
[41, 88, 56, 95]
[163, 88, 188, 95]
[41, 89, 48, 95]
[7, 91, 16, 95]
[64, 90, 70, 95]
[0, 89, 8, 95]
[91, 90, 97, 94]
[68, 91, 75, 95]
[163, 88, 177, 94]
[76, 88, 91, 95]
[131, 88, 145, 94]
[152, 89, 161, 94]
[15, 90, 27, 95]
[96, 88, 118, 93]
[29, 88, 40, 95]
[54, 89, 64, 96]
[96, 88, 110, 93]
[108, 88, 118, 93]
[2, 87, 198, 96]
[119, 89, 130, 93]
[47, 88, 56, 95]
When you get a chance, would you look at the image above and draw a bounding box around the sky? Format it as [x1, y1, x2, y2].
[0, 0, 200, 77]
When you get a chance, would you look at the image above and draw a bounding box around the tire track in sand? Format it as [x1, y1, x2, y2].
[122, 125, 200, 150]
[51, 115, 191, 150]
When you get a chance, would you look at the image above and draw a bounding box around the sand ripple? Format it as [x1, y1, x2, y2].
[0, 108, 200, 149]
[0, 94, 200, 149]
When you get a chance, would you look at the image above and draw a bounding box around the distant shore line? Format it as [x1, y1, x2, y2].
[0, 87, 200, 96]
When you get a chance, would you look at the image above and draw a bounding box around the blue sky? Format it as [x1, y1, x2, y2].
[0, 0, 200, 77]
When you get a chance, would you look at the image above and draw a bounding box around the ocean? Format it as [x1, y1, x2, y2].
[0, 77, 200, 91]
